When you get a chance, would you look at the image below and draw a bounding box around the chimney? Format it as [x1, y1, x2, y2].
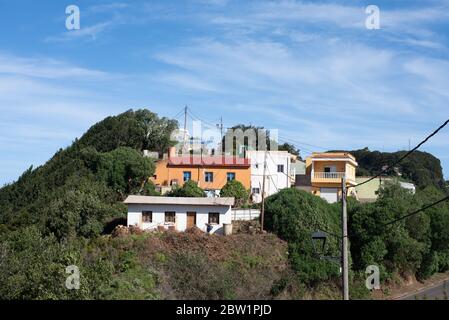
[168, 146, 176, 158]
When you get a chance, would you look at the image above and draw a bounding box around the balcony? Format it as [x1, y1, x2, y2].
[312, 172, 356, 184]
[314, 172, 346, 179]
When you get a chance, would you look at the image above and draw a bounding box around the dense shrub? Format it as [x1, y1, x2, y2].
[166, 180, 205, 197]
[264, 188, 341, 286]
[220, 180, 249, 207]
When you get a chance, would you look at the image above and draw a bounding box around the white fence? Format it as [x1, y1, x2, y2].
[314, 172, 346, 179]
[231, 208, 261, 221]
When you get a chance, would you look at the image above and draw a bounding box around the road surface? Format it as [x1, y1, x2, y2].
[400, 280, 449, 300]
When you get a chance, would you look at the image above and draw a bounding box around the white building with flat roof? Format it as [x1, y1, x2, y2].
[247, 151, 295, 203]
[124, 196, 234, 234]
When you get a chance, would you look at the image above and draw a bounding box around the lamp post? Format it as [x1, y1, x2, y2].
[310, 178, 349, 300]
[311, 231, 341, 265]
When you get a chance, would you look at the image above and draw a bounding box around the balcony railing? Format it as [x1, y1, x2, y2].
[314, 172, 346, 180]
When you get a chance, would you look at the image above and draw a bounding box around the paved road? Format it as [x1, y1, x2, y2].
[400, 281, 449, 300]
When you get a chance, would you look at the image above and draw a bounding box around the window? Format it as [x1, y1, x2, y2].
[277, 165, 284, 173]
[227, 172, 236, 181]
[142, 211, 152, 223]
[205, 172, 214, 182]
[252, 187, 260, 194]
[208, 212, 220, 224]
[183, 171, 191, 182]
[165, 211, 176, 223]
[324, 166, 336, 173]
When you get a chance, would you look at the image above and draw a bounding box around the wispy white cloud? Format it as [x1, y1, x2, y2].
[87, 2, 129, 13]
[0, 53, 109, 79]
[44, 22, 113, 42]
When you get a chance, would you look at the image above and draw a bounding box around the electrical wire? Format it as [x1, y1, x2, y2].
[187, 109, 220, 129]
[383, 194, 449, 228]
[278, 135, 329, 151]
[354, 119, 449, 188]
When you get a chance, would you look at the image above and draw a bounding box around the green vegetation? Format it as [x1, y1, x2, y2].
[278, 143, 301, 157]
[0, 110, 173, 236]
[1, 109, 448, 300]
[220, 180, 249, 207]
[264, 184, 449, 298]
[0, 226, 290, 299]
[166, 180, 206, 197]
[264, 189, 341, 287]
[335, 147, 445, 189]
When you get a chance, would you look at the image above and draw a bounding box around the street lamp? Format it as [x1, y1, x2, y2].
[311, 231, 327, 258]
[311, 230, 341, 265]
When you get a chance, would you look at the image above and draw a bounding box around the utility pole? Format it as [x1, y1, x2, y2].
[260, 150, 268, 232]
[219, 116, 223, 141]
[183, 105, 188, 154]
[216, 116, 224, 155]
[341, 175, 349, 300]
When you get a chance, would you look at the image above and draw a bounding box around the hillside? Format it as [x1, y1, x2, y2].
[0, 225, 294, 299]
[1, 111, 449, 300]
[331, 148, 445, 189]
[0, 109, 301, 300]
[0, 109, 177, 237]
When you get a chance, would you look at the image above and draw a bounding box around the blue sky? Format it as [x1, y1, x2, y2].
[1, 0, 449, 185]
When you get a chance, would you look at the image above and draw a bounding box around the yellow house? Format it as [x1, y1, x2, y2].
[303, 152, 358, 203]
[151, 149, 251, 196]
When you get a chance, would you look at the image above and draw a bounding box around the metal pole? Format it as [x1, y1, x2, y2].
[260, 150, 268, 231]
[341, 175, 349, 300]
[183, 105, 188, 154]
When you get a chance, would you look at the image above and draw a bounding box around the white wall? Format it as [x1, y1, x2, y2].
[231, 208, 261, 221]
[248, 151, 292, 203]
[127, 203, 232, 234]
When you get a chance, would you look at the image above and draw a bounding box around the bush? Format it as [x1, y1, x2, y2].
[264, 188, 341, 286]
[220, 180, 249, 207]
[166, 180, 205, 197]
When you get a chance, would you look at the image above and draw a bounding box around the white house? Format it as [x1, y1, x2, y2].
[124, 196, 234, 234]
[247, 151, 295, 203]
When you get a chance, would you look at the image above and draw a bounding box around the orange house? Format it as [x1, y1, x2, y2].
[303, 152, 358, 203]
[151, 154, 251, 196]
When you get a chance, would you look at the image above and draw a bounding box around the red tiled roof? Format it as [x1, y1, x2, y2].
[167, 156, 250, 167]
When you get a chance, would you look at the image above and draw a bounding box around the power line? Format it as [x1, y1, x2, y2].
[353, 194, 449, 239]
[171, 106, 186, 120]
[265, 165, 279, 193]
[354, 118, 449, 188]
[187, 109, 220, 129]
[278, 138, 315, 154]
[266, 150, 297, 181]
[383, 194, 449, 228]
[278, 135, 329, 151]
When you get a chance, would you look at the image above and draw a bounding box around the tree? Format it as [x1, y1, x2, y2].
[220, 180, 249, 207]
[264, 188, 341, 285]
[278, 143, 300, 157]
[222, 124, 276, 155]
[330, 147, 445, 188]
[78, 109, 178, 154]
[97, 147, 155, 195]
[166, 180, 205, 197]
[349, 184, 429, 279]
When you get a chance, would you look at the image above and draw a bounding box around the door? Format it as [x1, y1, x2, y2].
[320, 188, 338, 203]
[187, 212, 196, 228]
